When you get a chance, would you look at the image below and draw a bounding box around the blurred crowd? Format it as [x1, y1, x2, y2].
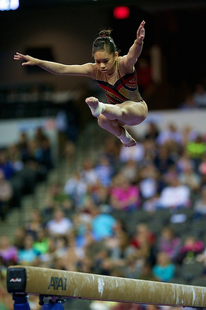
[0, 127, 54, 221]
[1, 119, 206, 310]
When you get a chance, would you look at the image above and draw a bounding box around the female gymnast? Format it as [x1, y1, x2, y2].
[14, 20, 148, 147]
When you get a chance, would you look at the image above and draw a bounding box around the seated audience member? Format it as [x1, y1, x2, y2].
[199, 154, 206, 180]
[13, 227, 26, 250]
[95, 156, 114, 187]
[153, 145, 175, 175]
[194, 186, 206, 220]
[142, 193, 161, 213]
[91, 184, 111, 212]
[177, 236, 204, 264]
[33, 229, 50, 255]
[64, 171, 87, 209]
[17, 132, 29, 158]
[178, 160, 201, 193]
[0, 169, 13, 221]
[17, 234, 40, 266]
[131, 223, 155, 248]
[0, 236, 18, 266]
[186, 134, 206, 170]
[0, 151, 15, 180]
[118, 159, 138, 184]
[104, 220, 130, 262]
[157, 175, 191, 210]
[80, 158, 99, 188]
[178, 93, 197, 109]
[25, 208, 44, 240]
[138, 262, 158, 281]
[37, 236, 57, 268]
[193, 83, 206, 107]
[43, 182, 73, 216]
[7, 144, 24, 172]
[46, 208, 73, 237]
[90, 205, 117, 242]
[138, 163, 159, 200]
[152, 251, 175, 282]
[119, 138, 144, 163]
[156, 123, 183, 146]
[157, 227, 181, 262]
[110, 174, 140, 211]
[143, 122, 159, 142]
[55, 232, 84, 271]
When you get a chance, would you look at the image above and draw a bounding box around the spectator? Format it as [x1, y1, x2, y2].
[142, 193, 161, 213]
[0, 169, 13, 221]
[17, 132, 29, 158]
[178, 93, 197, 109]
[0, 150, 15, 180]
[64, 171, 87, 208]
[0, 236, 18, 266]
[186, 134, 206, 170]
[157, 175, 191, 210]
[110, 174, 140, 211]
[7, 144, 24, 172]
[177, 236, 204, 264]
[152, 251, 175, 282]
[95, 156, 114, 187]
[55, 232, 84, 271]
[143, 122, 159, 142]
[153, 145, 175, 175]
[17, 234, 40, 266]
[104, 220, 129, 263]
[156, 123, 183, 146]
[198, 154, 206, 177]
[131, 223, 155, 248]
[138, 163, 159, 200]
[157, 227, 181, 262]
[90, 205, 117, 241]
[25, 208, 44, 240]
[43, 182, 73, 216]
[193, 83, 206, 107]
[119, 159, 138, 184]
[138, 262, 158, 281]
[80, 158, 99, 188]
[91, 184, 111, 212]
[178, 160, 201, 194]
[194, 186, 206, 220]
[46, 208, 73, 237]
[33, 229, 50, 255]
[37, 236, 57, 268]
[13, 227, 26, 250]
[119, 138, 144, 163]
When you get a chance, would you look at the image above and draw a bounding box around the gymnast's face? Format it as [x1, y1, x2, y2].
[94, 50, 118, 75]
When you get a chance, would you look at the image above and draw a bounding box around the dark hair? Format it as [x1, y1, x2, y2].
[92, 29, 117, 56]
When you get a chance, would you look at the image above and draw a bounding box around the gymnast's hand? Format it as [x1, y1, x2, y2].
[14, 52, 37, 66]
[136, 20, 145, 45]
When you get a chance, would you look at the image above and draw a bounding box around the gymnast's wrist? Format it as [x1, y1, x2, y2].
[135, 39, 144, 46]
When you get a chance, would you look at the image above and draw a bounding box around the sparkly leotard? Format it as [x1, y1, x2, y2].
[95, 67, 142, 105]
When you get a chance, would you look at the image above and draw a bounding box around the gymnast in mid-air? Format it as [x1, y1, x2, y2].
[14, 20, 148, 147]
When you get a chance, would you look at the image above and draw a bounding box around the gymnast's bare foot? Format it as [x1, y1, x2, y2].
[85, 97, 105, 117]
[123, 139, 137, 147]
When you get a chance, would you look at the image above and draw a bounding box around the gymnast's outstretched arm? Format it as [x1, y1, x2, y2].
[14, 52, 94, 77]
[120, 20, 145, 71]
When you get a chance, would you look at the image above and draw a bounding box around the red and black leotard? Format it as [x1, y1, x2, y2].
[95, 68, 143, 105]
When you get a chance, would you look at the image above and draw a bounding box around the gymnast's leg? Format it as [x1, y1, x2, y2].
[85, 96, 148, 147]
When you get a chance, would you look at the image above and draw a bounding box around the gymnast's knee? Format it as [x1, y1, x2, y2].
[97, 114, 109, 128]
[98, 115, 118, 129]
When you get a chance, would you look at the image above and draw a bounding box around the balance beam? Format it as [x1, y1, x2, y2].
[6, 266, 206, 307]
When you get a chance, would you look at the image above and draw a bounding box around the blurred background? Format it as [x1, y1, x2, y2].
[1, 1, 206, 310]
